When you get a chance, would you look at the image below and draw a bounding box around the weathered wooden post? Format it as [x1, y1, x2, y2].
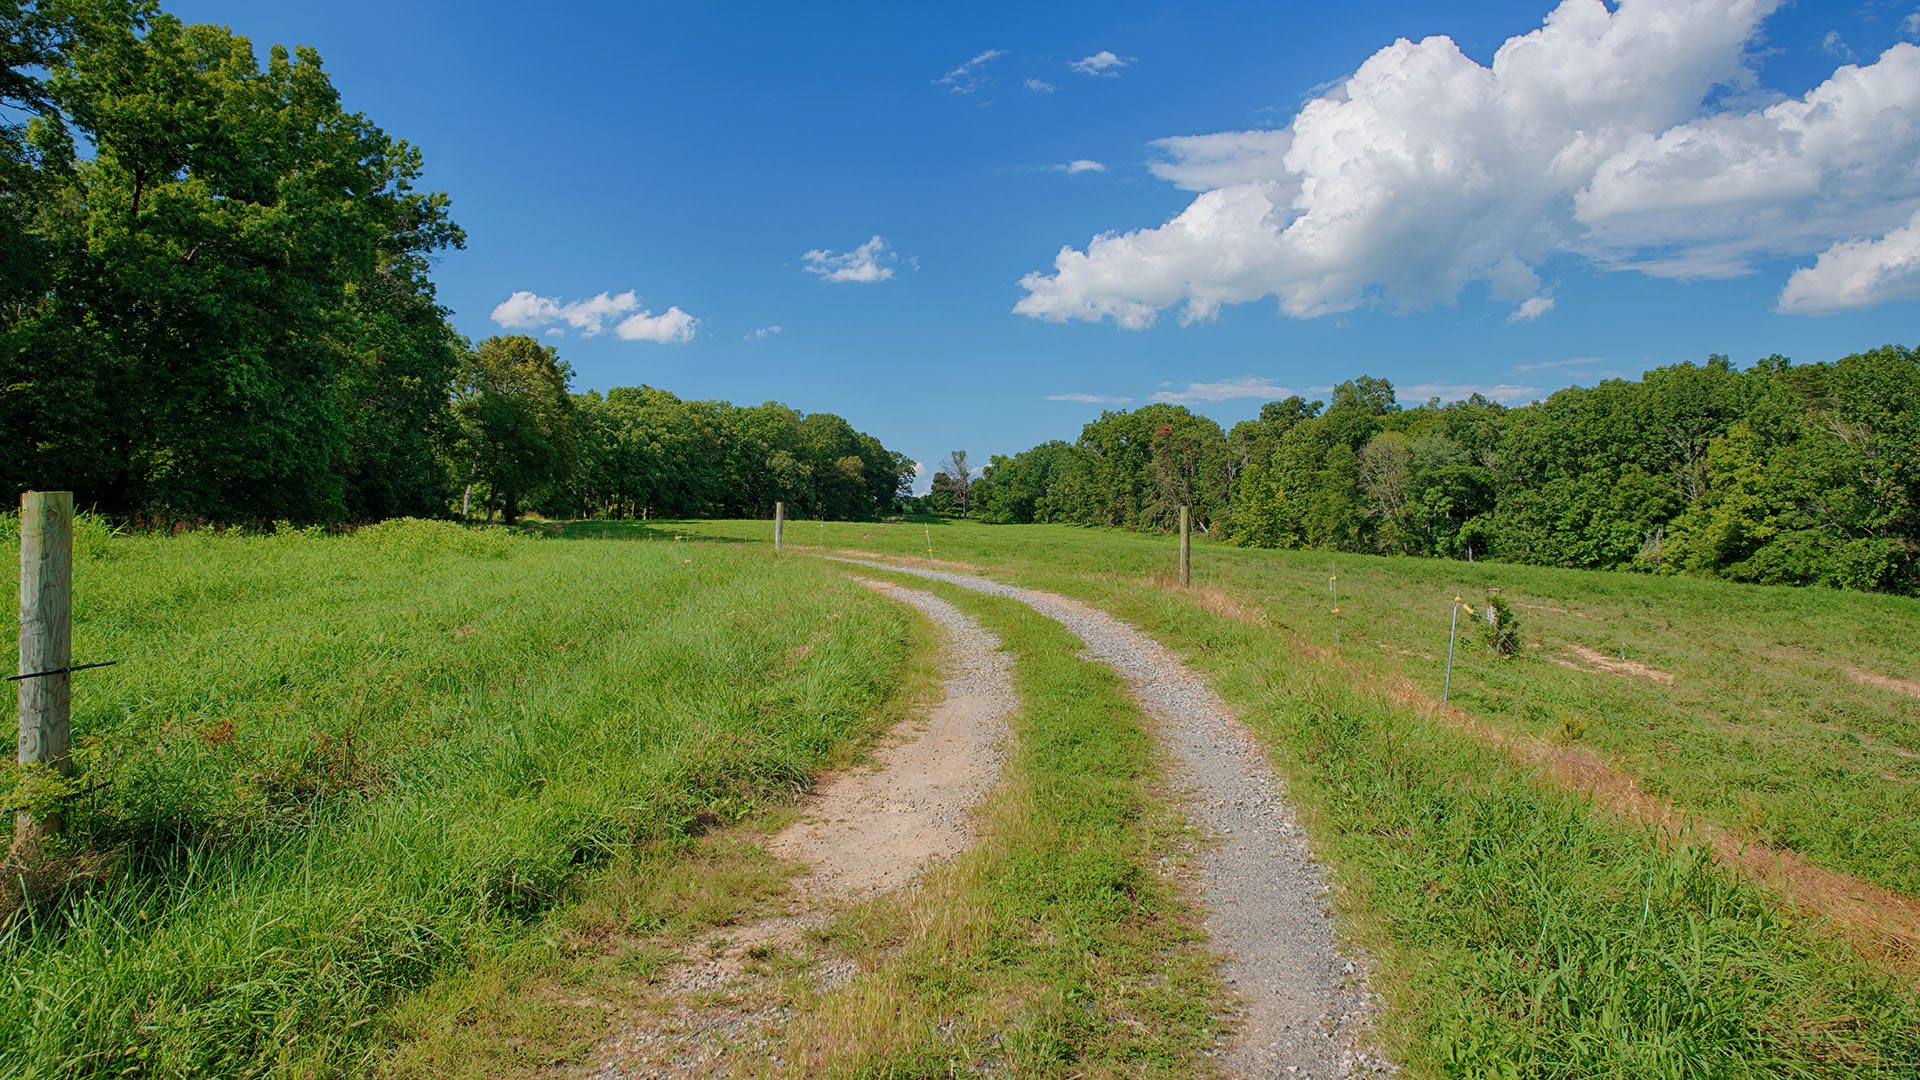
[1178, 505, 1191, 587]
[16, 491, 73, 849]
[774, 501, 785, 554]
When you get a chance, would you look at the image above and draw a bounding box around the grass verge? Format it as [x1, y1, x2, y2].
[0, 520, 912, 1077]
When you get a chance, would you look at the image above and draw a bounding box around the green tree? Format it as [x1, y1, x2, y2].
[2, 7, 463, 523]
[451, 336, 576, 523]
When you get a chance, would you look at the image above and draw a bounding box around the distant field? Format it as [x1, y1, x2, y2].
[0, 519, 911, 1076]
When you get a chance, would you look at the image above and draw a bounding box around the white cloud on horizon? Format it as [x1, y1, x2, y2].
[1015, 2, 1920, 329]
[1400, 383, 1545, 405]
[1777, 206, 1920, 314]
[1512, 355, 1605, 372]
[803, 236, 900, 283]
[937, 49, 1005, 94]
[1070, 50, 1132, 77]
[1045, 392, 1135, 404]
[492, 289, 698, 343]
[1153, 375, 1295, 403]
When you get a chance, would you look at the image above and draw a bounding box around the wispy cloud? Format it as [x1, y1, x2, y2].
[492, 290, 698, 343]
[1506, 296, 1555, 323]
[936, 49, 1005, 94]
[1025, 78, 1058, 93]
[1903, 12, 1920, 40]
[1046, 392, 1135, 404]
[1049, 159, 1106, 174]
[1512, 356, 1605, 372]
[1070, 50, 1133, 77]
[744, 325, 783, 341]
[803, 236, 900, 283]
[1152, 375, 1294, 403]
[1822, 30, 1856, 61]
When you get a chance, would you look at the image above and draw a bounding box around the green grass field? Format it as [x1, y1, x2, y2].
[6, 515, 1920, 1077]
[653, 516, 1920, 1076]
[0, 519, 914, 1077]
[666, 516, 1920, 900]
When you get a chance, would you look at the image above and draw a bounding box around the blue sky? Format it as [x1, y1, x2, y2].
[168, 0, 1920, 488]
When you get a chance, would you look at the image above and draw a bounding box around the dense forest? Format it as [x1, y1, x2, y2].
[0, 2, 911, 524]
[960, 348, 1920, 594]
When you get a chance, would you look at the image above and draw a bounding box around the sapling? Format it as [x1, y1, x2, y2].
[1482, 590, 1521, 656]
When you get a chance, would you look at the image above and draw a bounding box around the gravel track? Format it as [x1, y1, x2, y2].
[826, 558, 1394, 1079]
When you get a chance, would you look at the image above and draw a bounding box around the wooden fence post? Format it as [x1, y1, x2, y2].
[1179, 505, 1191, 587]
[16, 491, 73, 849]
[774, 501, 785, 554]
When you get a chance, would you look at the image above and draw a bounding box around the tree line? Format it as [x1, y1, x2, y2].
[963, 348, 1920, 594]
[1, 3, 912, 525]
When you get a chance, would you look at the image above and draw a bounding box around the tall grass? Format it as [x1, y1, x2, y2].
[0, 520, 911, 1077]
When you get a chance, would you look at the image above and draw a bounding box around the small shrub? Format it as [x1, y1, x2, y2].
[1482, 590, 1521, 656]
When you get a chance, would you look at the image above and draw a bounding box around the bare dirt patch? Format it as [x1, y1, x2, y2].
[811, 546, 1003, 574]
[1556, 642, 1675, 684]
[580, 581, 1014, 1079]
[1514, 601, 1595, 619]
[1843, 664, 1920, 700]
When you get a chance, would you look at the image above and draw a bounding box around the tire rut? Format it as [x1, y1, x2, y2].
[827, 557, 1395, 1079]
[582, 579, 1014, 1079]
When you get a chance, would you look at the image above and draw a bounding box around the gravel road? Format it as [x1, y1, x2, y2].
[827, 558, 1395, 1079]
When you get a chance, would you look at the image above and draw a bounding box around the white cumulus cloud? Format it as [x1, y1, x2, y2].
[492, 290, 698, 343]
[1070, 50, 1132, 77]
[803, 236, 900, 283]
[1016, 1, 1920, 328]
[1777, 206, 1920, 314]
[937, 49, 1005, 94]
[492, 290, 638, 337]
[615, 307, 699, 344]
[1153, 376, 1296, 403]
[1507, 296, 1556, 322]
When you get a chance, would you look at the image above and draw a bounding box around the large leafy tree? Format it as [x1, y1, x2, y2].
[2, 4, 462, 522]
[450, 336, 576, 523]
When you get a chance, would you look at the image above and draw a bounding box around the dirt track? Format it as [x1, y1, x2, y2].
[829, 558, 1394, 1079]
